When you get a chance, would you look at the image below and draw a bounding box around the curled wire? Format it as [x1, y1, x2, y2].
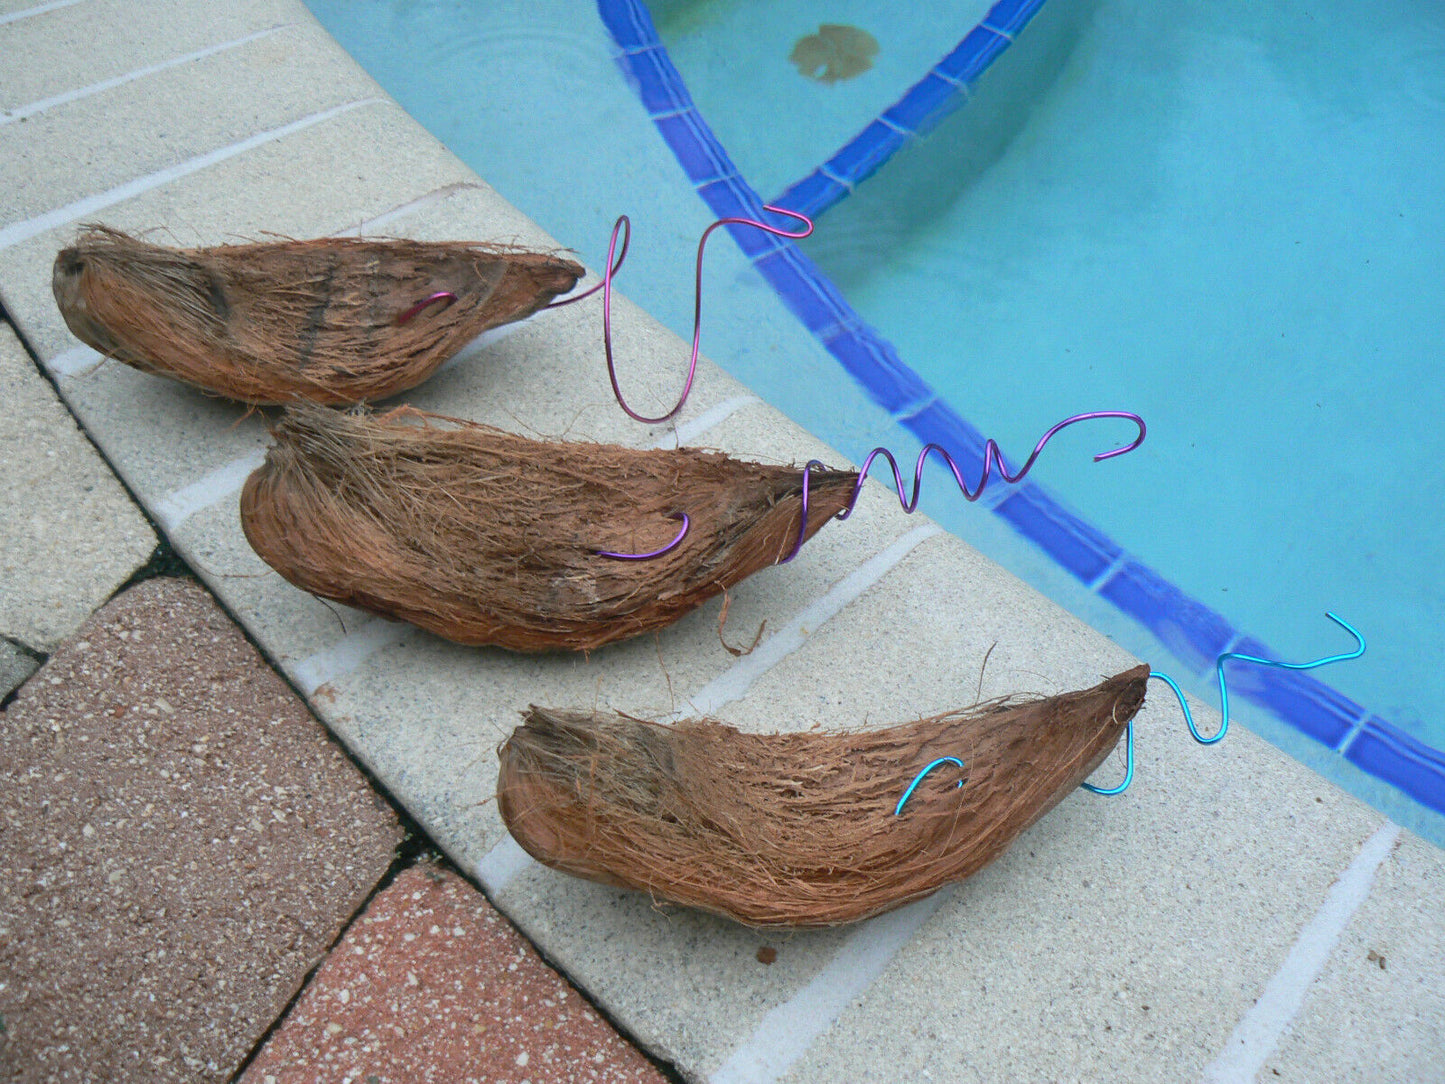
[894, 757, 966, 816]
[547, 206, 815, 424]
[396, 291, 457, 325]
[595, 512, 690, 560]
[787, 411, 1147, 563]
[1082, 612, 1366, 795]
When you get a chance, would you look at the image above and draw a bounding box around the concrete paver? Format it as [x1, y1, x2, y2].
[243, 863, 669, 1084]
[1265, 831, 1445, 1082]
[0, 322, 154, 652]
[0, 577, 401, 1081]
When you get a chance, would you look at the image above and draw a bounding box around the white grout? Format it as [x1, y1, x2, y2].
[0, 25, 290, 126]
[45, 343, 101, 378]
[474, 834, 536, 895]
[649, 394, 759, 449]
[1199, 821, 1401, 1083]
[679, 523, 940, 718]
[0, 0, 85, 26]
[333, 182, 485, 236]
[0, 99, 380, 250]
[292, 617, 409, 697]
[710, 890, 954, 1084]
[151, 450, 266, 532]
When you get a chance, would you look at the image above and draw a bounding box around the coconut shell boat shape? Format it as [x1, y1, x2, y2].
[497, 665, 1149, 927]
[239, 404, 858, 651]
[51, 225, 583, 404]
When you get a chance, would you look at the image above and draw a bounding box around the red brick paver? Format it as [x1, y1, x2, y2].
[242, 864, 670, 1084]
[0, 577, 402, 1082]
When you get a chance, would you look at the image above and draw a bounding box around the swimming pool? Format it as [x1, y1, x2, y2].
[304, 0, 1445, 835]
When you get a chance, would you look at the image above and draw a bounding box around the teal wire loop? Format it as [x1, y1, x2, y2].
[1080, 717, 1135, 795]
[1082, 612, 1365, 797]
[1188, 611, 1366, 745]
[894, 756, 966, 816]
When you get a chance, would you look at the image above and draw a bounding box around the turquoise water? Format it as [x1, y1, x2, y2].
[794, 0, 1445, 748]
[304, 0, 1444, 817]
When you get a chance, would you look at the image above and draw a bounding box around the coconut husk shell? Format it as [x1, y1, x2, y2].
[51, 225, 582, 404]
[497, 665, 1149, 927]
[239, 403, 858, 651]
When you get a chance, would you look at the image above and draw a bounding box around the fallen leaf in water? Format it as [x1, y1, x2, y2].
[790, 24, 879, 84]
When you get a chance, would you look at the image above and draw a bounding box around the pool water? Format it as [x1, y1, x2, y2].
[304, 0, 1444, 827]
[796, 0, 1445, 747]
[646, 0, 996, 197]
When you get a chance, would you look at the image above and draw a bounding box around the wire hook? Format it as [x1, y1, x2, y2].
[595, 512, 690, 560]
[894, 756, 967, 816]
[1083, 612, 1365, 796]
[548, 206, 814, 424]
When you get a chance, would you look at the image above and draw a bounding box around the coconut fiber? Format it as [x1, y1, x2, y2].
[239, 404, 858, 651]
[497, 665, 1149, 927]
[52, 225, 582, 404]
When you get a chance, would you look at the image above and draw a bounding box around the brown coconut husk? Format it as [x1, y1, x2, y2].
[51, 225, 582, 404]
[497, 665, 1149, 927]
[239, 403, 858, 651]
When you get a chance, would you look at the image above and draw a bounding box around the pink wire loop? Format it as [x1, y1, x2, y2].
[547, 206, 814, 425]
[783, 411, 1147, 563]
[396, 291, 458, 325]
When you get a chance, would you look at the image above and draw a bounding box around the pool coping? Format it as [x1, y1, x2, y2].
[594, 0, 1445, 820]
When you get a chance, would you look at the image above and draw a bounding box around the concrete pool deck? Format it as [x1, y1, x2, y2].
[1, 1, 1442, 1080]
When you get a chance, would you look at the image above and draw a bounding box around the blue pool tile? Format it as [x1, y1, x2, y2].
[882, 74, 961, 134]
[751, 251, 850, 333]
[824, 121, 908, 188]
[981, 0, 1047, 38]
[822, 335, 936, 416]
[595, 0, 658, 51]
[653, 113, 733, 184]
[692, 177, 753, 222]
[1097, 561, 1236, 673]
[772, 171, 850, 219]
[993, 487, 1123, 587]
[723, 217, 792, 259]
[1346, 720, 1445, 815]
[935, 25, 1011, 86]
[625, 47, 694, 115]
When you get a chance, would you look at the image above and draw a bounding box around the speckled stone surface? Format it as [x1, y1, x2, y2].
[0, 576, 402, 1082]
[0, 322, 155, 652]
[241, 864, 669, 1084]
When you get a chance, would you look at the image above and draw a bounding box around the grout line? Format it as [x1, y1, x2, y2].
[151, 449, 266, 532]
[0, 0, 85, 26]
[474, 520, 941, 895]
[334, 181, 485, 236]
[678, 523, 941, 718]
[710, 890, 955, 1084]
[474, 834, 536, 895]
[45, 343, 101, 378]
[292, 617, 409, 697]
[650, 394, 759, 449]
[0, 24, 290, 126]
[1198, 821, 1401, 1083]
[0, 98, 381, 251]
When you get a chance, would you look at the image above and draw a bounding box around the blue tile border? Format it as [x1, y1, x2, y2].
[594, 0, 1445, 817]
[774, 0, 1047, 219]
